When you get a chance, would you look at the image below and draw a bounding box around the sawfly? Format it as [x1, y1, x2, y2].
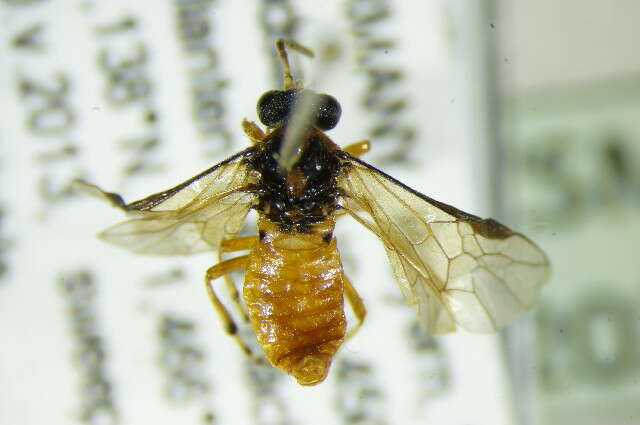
[76, 39, 550, 385]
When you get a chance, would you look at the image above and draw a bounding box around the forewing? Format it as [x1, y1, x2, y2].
[75, 148, 256, 255]
[337, 154, 550, 334]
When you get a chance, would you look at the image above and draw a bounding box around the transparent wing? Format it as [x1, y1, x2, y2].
[337, 153, 550, 334]
[75, 148, 256, 256]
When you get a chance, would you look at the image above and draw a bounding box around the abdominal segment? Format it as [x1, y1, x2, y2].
[243, 234, 346, 385]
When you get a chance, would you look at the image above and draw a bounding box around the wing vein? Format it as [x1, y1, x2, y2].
[338, 152, 550, 334]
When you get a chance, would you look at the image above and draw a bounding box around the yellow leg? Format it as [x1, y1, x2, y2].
[204, 255, 264, 362]
[220, 235, 256, 252]
[242, 119, 266, 142]
[218, 236, 256, 321]
[333, 209, 350, 219]
[342, 140, 371, 157]
[343, 274, 367, 340]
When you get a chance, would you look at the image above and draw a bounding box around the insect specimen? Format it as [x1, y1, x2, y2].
[76, 39, 550, 386]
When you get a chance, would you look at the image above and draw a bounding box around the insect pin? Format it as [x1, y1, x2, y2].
[75, 39, 550, 386]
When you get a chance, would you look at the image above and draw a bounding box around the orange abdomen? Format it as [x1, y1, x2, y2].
[243, 218, 346, 385]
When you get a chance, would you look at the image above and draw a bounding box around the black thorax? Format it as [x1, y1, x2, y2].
[244, 128, 342, 232]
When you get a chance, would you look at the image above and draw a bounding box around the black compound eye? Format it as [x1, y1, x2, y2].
[313, 94, 341, 130]
[257, 90, 293, 127]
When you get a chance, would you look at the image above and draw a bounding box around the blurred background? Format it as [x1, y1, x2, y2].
[1, 1, 638, 424]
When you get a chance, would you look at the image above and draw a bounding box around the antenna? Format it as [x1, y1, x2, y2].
[273, 38, 341, 174]
[275, 38, 314, 90]
[273, 39, 315, 173]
